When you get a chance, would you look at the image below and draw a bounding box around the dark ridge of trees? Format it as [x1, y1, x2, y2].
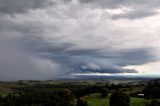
[147, 100, 160, 106]
[0, 83, 105, 106]
[110, 92, 130, 106]
[13, 84, 104, 98]
[0, 79, 159, 106]
[108, 84, 130, 90]
[0, 89, 77, 106]
[142, 79, 160, 100]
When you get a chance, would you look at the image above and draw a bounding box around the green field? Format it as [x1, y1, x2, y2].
[84, 93, 149, 106]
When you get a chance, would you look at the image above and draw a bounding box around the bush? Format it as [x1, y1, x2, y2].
[59, 89, 77, 106]
[148, 100, 160, 106]
[77, 98, 88, 106]
[129, 93, 137, 97]
[100, 88, 109, 98]
[110, 92, 130, 106]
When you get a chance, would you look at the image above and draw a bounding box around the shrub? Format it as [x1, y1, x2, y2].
[148, 100, 160, 106]
[77, 98, 88, 106]
[59, 89, 77, 106]
[100, 88, 109, 98]
[110, 92, 130, 106]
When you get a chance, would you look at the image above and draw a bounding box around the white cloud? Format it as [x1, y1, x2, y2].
[124, 61, 160, 75]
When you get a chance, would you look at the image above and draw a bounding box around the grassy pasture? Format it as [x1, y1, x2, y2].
[84, 93, 149, 106]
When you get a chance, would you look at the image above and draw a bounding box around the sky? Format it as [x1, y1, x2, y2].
[0, 0, 160, 80]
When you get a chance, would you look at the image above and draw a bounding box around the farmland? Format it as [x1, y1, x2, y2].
[84, 93, 148, 106]
[0, 79, 159, 106]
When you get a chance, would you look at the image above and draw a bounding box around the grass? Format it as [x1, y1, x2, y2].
[130, 97, 148, 106]
[123, 86, 145, 95]
[84, 93, 109, 106]
[84, 93, 149, 106]
[0, 82, 15, 96]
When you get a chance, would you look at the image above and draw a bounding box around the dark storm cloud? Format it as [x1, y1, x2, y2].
[112, 10, 157, 20]
[107, 48, 157, 66]
[0, 30, 157, 80]
[0, 0, 159, 80]
[79, 0, 128, 9]
[78, 0, 160, 9]
[0, 0, 53, 14]
[0, 40, 47, 80]
[78, 0, 160, 19]
[0, 27, 145, 75]
[17, 35, 156, 74]
[21, 35, 155, 65]
[73, 62, 138, 73]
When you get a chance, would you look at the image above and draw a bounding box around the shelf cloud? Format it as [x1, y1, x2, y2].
[0, 0, 160, 80]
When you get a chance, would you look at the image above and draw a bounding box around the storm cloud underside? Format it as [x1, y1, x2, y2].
[0, 0, 160, 80]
